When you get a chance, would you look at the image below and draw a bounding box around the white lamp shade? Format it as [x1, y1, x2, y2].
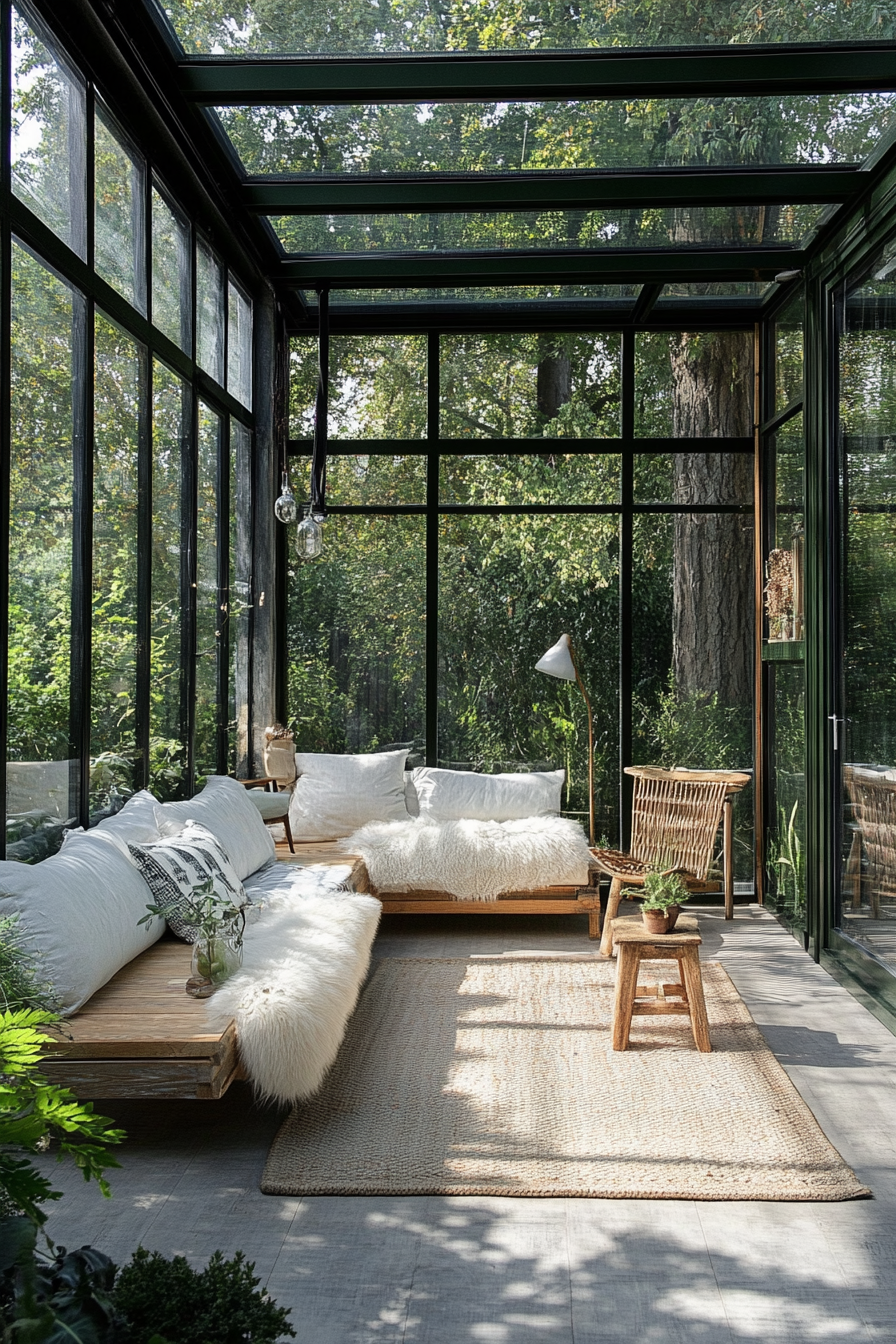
[535, 633, 576, 682]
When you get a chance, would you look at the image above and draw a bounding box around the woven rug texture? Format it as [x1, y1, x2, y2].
[262, 956, 869, 1201]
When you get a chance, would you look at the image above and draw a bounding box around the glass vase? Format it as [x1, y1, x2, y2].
[185, 934, 242, 998]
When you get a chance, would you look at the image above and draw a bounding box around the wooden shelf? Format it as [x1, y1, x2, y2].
[762, 640, 805, 663]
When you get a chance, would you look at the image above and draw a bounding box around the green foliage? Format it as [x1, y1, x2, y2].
[112, 1248, 295, 1344]
[138, 877, 246, 949]
[0, 1009, 124, 1226]
[635, 672, 751, 771]
[0, 917, 57, 1015]
[2, 1233, 123, 1344]
[625, 869, 691, 912]
[768, 799, 806, 920]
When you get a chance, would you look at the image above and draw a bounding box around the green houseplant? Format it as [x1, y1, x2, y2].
[624, 869, 690, 934]
[138, 878, 247, 998]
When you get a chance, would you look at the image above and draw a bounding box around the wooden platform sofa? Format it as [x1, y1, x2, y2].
[1, 776, 381, 1103]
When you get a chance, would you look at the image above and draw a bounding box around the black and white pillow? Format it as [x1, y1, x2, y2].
[128, 821, 246, 941]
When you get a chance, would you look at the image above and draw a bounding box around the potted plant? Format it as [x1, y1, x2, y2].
[138, 879, 247, 998]
[624, 869, 690, 934]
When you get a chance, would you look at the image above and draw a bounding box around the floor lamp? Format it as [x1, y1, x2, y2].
[535, 634, 595, 846]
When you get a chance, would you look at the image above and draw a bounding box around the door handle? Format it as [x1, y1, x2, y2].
[828, 715, 844, 752]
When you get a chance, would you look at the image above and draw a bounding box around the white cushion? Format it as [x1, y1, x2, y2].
[62, 789, 163, 852]
[404, 772, 420, 818]
[288, 750, 409, 841]
[127, 822, 246, 941]
[411, 767, 565, 822]
[0, 833, 164, 1015]
[245, 789, 290, 821]
[156, 775, 275, 880]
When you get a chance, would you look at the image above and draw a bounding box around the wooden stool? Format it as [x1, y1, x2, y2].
[610, 914, 711, 1053]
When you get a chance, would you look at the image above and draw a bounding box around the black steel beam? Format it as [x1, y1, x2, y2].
[280, 247, 802, 286]
[245, 167, 860, 216]
[179, 42, 896, 105]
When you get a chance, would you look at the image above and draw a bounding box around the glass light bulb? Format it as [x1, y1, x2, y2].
[296, 511, 323, 559]
[274, 472, 298, 524]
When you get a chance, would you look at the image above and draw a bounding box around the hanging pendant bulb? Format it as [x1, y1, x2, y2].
[296, 505, 323, 559]
[274, 470, 298, 524]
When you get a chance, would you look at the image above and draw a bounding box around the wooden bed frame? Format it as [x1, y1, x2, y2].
[38, 844, 605, 1100]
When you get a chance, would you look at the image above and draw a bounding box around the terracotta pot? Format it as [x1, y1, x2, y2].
[642, 904, 680, 935]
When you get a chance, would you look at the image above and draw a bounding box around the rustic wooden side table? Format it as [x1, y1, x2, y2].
[610, 914, 711, 1053]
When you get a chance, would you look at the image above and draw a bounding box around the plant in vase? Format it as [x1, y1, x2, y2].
[138, 879, 247, 999]
[624, 869, 690, 934]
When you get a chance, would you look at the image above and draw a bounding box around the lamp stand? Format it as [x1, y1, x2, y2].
[567, 639, 595, 847]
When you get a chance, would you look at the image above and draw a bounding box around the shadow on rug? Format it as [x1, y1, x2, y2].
[262, 956, 870, 1201]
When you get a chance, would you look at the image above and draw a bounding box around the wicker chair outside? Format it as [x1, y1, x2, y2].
[843, 765, 896, 919]
[594, 766, 750, 955]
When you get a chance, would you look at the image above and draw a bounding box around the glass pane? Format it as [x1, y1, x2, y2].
[164, 2, 896, 54]
[635, 332, 754, 437]
[229, 421, 252, 773]
[766, 663, 806, 929]
[634, 452, 753, 505]
[152, 186, 191, 352]
[659, 282, 771, 299]
[839, 270, 896, 962]
[307, 285, 637, 306]
[196, 237, 225, 384]
[766, 415, 804, 642]
[441, 333, 621, 439]
[95, 106, 146, 314]
[291, 334, 427, 438]
[776, 295, 804, 411]
[151, 362, 188, 798]
[631, 513, 754, 884]
[195, 404, 221, 780]
[11, 5, 86, 257]
[228, 281, 253, 409]
[272, 204, 820, 254]
[292, 455, 426, 506]
[91, 313, 141, 817]
[221, 96, 894, 173]
[7, 243, 77, 859]
[285, 516, 426, 753]
[438, 514, 619, 840]
[440, 454, 619, 506]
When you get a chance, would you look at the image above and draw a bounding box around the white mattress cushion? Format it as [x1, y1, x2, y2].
[411, 766, 565, 822]
[288, 749, 409, 841]
[0, 833, 164, 1014]
[156, 775, 275, 880]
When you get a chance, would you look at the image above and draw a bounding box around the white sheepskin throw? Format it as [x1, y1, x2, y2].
[343, 815, 593, 901]
[206, 887, 381, 1106]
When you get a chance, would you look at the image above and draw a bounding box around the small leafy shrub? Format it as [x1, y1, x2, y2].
[625, 869, 690, 913]
[113, 1248, 296, 1344]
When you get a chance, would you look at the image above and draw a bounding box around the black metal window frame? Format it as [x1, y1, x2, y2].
[287, 326, 755, 847]
[0, 0, 258, 854]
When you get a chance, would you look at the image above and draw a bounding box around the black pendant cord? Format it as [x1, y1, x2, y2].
[311, 286, 329, 517]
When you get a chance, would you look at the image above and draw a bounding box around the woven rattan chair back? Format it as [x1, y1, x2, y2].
[628, 769, 730, 882]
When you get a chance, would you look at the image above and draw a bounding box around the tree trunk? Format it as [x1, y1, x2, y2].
[669, 330, 754, 707]
[537, 350, 572, 421]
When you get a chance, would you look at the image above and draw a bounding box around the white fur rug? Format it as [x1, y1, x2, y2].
[207, 883, 381, 1106]
[342, 815, 593, 901]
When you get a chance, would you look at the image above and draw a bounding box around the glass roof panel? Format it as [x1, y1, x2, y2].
[658, 281, 773, 297]
[301, 285, 638, 304]
[218, 95, 896, 175]
[161, 2, 896, 56]
[272, 204, 824, 254]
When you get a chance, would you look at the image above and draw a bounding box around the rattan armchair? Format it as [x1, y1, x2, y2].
[593, 766, 750, 955]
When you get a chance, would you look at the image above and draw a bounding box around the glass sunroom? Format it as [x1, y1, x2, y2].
[6, 0, 896, 1032]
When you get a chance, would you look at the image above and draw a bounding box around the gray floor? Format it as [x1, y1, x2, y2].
[39, 903, 896, 1344]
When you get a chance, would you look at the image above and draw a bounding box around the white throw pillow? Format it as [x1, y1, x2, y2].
[63, 789, 163, 852]
[0, 833, 164, 1015]
[411, 767, 565, 822]
[288, 750, 409, 841]
[128, 821, 246, 941]
[156, 775, 275, 880]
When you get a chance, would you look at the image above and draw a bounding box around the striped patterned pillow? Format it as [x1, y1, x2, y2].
[128, 821, 246, 941]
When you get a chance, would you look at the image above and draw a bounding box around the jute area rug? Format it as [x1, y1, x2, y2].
[262, 956, 869, 1201]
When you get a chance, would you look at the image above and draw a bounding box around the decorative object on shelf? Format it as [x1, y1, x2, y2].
[624, 868, 691, 935]
[274, 469, 298, 524]
[138, 877, 246, 999]
[535, 633, 595, 845]
[765, 546, 795, 640]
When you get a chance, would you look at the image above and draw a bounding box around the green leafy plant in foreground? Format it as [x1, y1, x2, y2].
[112, 1248, 296, 1344]
[0, 916, 58, 1014]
